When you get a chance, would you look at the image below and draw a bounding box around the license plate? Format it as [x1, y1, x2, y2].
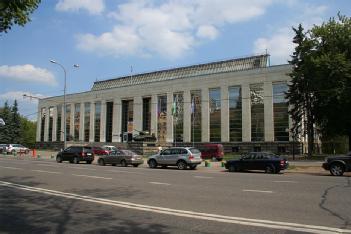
[86, 153, 91, 156]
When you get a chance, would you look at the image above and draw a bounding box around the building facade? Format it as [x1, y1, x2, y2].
[37, 55, 297, 153]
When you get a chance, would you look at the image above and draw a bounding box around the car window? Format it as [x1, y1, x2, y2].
[180, 149, 188, 154]
[161, 149, 171, 155]
[189, 148, 200, 154]
[241, 154, 251, 160]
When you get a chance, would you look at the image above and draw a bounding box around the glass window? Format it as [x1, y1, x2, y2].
[209, 88, 221, 142]
[142, 98, 151, 132]
[65, 104, 71, 141]
[191, 90, 202, 142]
[40, 108, 45, 142]
[157, 95, 167, 144]
[173, 93, 183, 142]
[74, 103, 80, 141]
[84, 103, 90, 142]
[105, 102, 113, 142]
[94, 102, 101, 142]
[48, 107, 54, 142]
[121, 100, 134, 134]
[250, 83, 264, 141]
[273, 82, 289, 141]
[229, 86, 242, 142]
[56, 105, 62, 141]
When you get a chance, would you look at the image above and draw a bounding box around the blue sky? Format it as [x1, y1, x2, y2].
[0, 0, 350, 120]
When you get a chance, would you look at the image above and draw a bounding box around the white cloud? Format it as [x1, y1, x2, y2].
[0, 64, 57, 86]
[56, 0, 105, 15]
[77, 0, 273, 58]
[253, 2, 328, 64]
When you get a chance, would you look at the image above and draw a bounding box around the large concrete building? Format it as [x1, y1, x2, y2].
[37, 54, 298, 153]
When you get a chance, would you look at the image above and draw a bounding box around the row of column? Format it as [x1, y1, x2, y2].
[38, 82, 277, 143]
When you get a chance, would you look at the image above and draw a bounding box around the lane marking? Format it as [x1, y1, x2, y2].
[67, 167, 96, 171]
[194, 176, 213, 179]
[273, 180, 298, 183]
[32, 170, 61, 174]
[243, 189, 273, 194]
[72, 174, 112, 180]
[149, 182, 171, 186]
[0, 166, 23, 170]
[36, 164, 60, 168]
[0, 181, 349, 234]
[107, 170, 144, 175]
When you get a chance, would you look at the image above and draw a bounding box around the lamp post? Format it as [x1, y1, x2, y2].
[50, 60, 79, 149]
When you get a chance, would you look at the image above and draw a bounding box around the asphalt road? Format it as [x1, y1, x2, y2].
[0, 156, 350, 234]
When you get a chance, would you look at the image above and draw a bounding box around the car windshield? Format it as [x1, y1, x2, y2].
[189, 148, 200, 154]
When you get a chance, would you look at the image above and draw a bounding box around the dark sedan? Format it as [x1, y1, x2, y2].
[322, 152, 351, 176]
[225, 152, 289, 174]
[97, 150, 144, 167]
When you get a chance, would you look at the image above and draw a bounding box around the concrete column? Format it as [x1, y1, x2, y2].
[264, 81, 274, 142]
[201, 88, 209, 142]
[151, 95, 158, 139]
[60, 105, 64, 141]
[112, 98, 121, 142]
[36, 106, 42, 142]
[133, 96, 143, 133]
[166, 92, 173, 143]
[44, 107, 49, 142]
[52, 106, 57, 142]
[221, 86, 229, 142]
[89, 102, 95, 142]
[100, 101, 106, 142]
[242, 84, 251, 142]
[79, 103, 85, 141]
[183, 90, 191, 142]
[70, 103, 74, 139]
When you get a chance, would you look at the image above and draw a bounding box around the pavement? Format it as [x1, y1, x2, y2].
[1, 150, 350, 176]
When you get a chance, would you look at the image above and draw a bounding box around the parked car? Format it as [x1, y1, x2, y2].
[147, 147, 202, 170]
[322, 152, 351, 176]
[225, 152, 289, 174]
[56, 146, 94, 164]
[4, 144, 30, 154]
[197, 144, 224, 161]
[0, 144, 7, 153]
[97, 149, 143, 167]
[102, 145, 118, 153]
[91, 146, 109, 156]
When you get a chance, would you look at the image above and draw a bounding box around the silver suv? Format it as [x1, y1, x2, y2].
[147, 147, 202, 170]
[5, 144, 30, 154]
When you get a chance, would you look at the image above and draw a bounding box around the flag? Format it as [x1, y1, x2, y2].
[0, 118, 5, 126]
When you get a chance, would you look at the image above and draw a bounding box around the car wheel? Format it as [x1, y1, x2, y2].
[148, 159, 157, 168]
[69, 160, 73, 164]
[177, 160, 187, 170]
[265, 165, 275, 174]
[73, 157, 79, 164]
[56, 156, 62, 163]
[86, 160, 92, 164]
[330, 163, 344, 176]
[98, 158, 105, 166]
[111, 163, 116, 166]
[189, 165, 197, 170]
[133, 164, 139, 167]
[120, 160, 127, 167]
[228, 164, 236, 172]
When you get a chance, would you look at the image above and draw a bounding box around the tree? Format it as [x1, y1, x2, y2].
[0, 0, 41, 33]
[20, 116, 36, 148]
[10, 100, 21, 143]
[0, 101, 12, 143]
[286, 24, 317, 157]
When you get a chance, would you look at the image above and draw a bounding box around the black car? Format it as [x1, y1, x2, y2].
[322, 152, 351, 176]
[56, 146, 94, 164]
[225, 152, 289, 174]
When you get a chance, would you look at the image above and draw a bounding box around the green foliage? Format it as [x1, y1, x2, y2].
[0, 0, 41, 33]
[0, 100, 36, 147]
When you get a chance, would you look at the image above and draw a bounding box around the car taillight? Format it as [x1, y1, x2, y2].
[81, 152, 85, 156]
[189, 154, 194, 160]
[280, 160, 285, 165]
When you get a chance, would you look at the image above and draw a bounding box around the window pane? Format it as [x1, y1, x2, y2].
[157, 95, 167, 144]
[84, 103, 90, 142]
[74, 103, 80, 141]
[173, 93, 183, 142]
[273, 82, 289, 141]
[209, 88, 221, 142]
[56, 105, 62, 141]
[229, 86, 242, 142]
[94, 102, 101, 142]
[191, 90, 201, 142]
[250, 83, 264, 141]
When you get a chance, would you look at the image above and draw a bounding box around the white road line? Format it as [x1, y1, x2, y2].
[194, 176, 213, 179]
[149, 182, 171, 186]
[72, 174, 112, 180]
[67, 167, 96, 171]
[31, 170, 61, 174]
[107, 170, 144, 175]
[0, 166, 23, 170]
[273, 181, 298, 183]
[243, 189, 273, 193]
[36, 164, 60, 167]
[0, 181, 349, 234]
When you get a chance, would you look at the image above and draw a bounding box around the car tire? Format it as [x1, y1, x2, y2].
[133, 164, 139, 167]
[189, 165, 197, 170]
[69, 160, 73, 164]
[265, 165, 275, 174]
[148, 159, 157, 168]
[177, 160, 187, 170]
[86, 160, 92, 164]
[73, 157, 79, 164]
[111, 163, 116, 166]
[330, 163, 345, 176]
[228, 164, 236, 172]
[120, 160, 127, 167]
[98, 158, 105, 166]
[56, 156, 62, 163]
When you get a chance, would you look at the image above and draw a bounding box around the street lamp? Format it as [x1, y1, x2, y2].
[50, 60, 79, 149]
